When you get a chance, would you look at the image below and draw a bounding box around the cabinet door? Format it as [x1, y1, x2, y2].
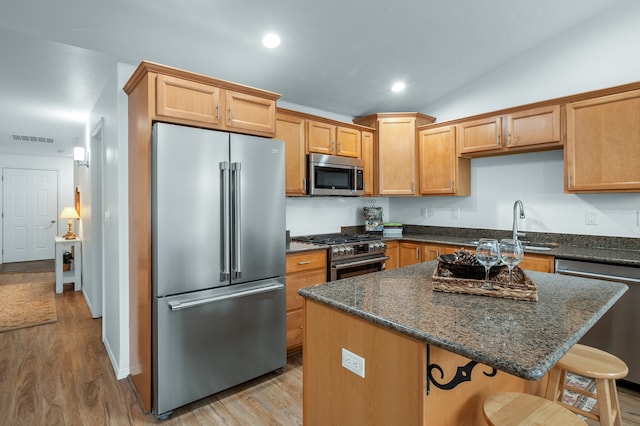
[225, 90, 276, 136]
[378, 117, 417, 195]
[506, 105, 561, 149]
[277, 113, 307, 196]
[566, 89, 640, 192]
[336, 127, 361, 158]
[458, 116, 502, 155]
[384, 240, 399, 270]
[362, 130, 375, 196]
[399, 242, 422, 266]
[419, 126, 457, 195]
[422, 244, 441, 261]
[156, 74, 220, 125]
[307, 120, 336, 155]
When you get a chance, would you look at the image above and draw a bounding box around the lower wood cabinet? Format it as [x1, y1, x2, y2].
[399, 241, 423, 267]
[520, 253, 555, 273]
[384, 241, 399, 270]
[286, 250, 327, 353]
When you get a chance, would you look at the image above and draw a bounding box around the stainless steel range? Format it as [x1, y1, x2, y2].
[293, 233, 388, 281]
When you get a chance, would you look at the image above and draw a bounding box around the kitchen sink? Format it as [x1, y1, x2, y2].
[464, 240, 558, 251]
[520, 241, 559, 251]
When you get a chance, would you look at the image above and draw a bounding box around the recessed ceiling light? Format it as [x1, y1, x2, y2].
[262, 33, 281, 48]
[391, 82, 406, 93]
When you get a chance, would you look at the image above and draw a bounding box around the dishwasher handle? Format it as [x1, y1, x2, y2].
[168, 283, 284, 311]
[556, 267, 640, 284]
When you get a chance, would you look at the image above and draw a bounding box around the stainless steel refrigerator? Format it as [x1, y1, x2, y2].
[151, 122, 286, 418]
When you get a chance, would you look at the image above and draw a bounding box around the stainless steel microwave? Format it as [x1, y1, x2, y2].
[308, 153, 364, 196]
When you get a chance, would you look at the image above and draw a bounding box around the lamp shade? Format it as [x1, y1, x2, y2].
[73, 147, 86, 161]
[60, 207, 80, 219]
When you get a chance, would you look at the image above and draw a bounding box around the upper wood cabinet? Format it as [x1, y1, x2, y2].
[458, 116, 502, 155]
[277, 108, 373, 196]
[224, 90, 277, 135]
[128, 61, 280, 138]
[354, 113, 435, 196]
[457, 105, 562, 157]
[361, 130, 374, 196]
[156, 74, 221, 125]
[505, 105, 561, 150]
[336, 126, 361, 157]
[155, 73, 277, 137]
[306, 120, 336, 155]
[276, 112, 307, 196]
[418, 125, 470, 196]
[306, 121, 361, 158]
[565, 89, 640, 193]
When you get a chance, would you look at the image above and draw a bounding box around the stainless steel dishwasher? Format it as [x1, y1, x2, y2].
[555, 258, 639, 388]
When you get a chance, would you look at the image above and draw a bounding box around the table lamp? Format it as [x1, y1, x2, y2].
[60, 207, 80, 239]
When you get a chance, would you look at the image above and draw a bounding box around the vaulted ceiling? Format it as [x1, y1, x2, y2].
[0, 0, 629, 157]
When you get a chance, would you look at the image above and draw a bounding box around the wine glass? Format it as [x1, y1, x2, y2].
[476, 239, 500, 290]
[499, 239, 524, 284]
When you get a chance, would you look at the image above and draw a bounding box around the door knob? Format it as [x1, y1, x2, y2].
[50, 219, 56, 224]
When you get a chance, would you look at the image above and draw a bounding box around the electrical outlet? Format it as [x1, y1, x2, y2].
[637, 211, 640, 226]
[452, 208, 460, 220]
[342, 348, 365, 378]
[421, 207, 428, 218]
[585, 210, 598, 225]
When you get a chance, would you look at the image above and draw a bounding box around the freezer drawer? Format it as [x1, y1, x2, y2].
[153, 278, 286, 417]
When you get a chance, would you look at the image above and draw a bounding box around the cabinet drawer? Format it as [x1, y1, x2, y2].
[520, 253, 555, 273]
[156, 74, 220, 125]
[286, 308, 304, 351]
[286, 268, 327, 311]
[286, 250, 327, 273]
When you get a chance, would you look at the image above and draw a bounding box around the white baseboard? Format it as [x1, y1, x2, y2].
[103, 331, 130, 380]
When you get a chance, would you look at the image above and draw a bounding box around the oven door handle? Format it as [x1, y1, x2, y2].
[331, 256, 390, 270]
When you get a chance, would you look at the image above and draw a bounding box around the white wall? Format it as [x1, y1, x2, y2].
[82, 61, 134, 380]
[286, 196, 389, 236]
[0, 154, 75, 264]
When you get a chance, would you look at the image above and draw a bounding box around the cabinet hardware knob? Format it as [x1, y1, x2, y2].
[298, 260, 311, 265]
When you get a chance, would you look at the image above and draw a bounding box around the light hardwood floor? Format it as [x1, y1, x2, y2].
[0, 269, 638, 425]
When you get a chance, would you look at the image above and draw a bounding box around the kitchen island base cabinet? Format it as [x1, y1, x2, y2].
[302, 300, 546, 425]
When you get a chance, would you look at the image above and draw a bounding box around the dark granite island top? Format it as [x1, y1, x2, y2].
[298, 261, 627, 381]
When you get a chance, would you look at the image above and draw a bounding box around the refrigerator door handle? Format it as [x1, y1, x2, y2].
[220, 162, 230, 281]
[231, 162, 242, 279]
[167, 283, 283, 311]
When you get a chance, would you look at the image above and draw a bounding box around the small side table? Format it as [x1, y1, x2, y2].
[55, 236, 82, 293]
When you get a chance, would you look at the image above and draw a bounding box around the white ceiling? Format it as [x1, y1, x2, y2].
[0, 0, 629, 158]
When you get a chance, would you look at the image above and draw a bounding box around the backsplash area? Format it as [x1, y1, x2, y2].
[286, 151, 640, 239]
[286, 197, 390, 236]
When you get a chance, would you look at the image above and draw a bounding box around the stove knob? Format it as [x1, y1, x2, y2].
[338, 247, 346, 256]
[332, 247, 340, 256]
[346, 246, 354, 255]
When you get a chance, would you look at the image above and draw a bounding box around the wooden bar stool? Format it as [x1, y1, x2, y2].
[483, 392, 587, 425]
[545, 344, 628, 426]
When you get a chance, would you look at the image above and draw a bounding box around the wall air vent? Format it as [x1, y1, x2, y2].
[11, 134, 55, 144]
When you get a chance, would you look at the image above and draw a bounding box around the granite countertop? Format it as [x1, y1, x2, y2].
[391, 233, 640, 267]
[286, 241, 329, 254]
[298, 261, 628, 381]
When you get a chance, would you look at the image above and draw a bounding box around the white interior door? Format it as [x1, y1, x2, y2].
[2, 168, 58, 262]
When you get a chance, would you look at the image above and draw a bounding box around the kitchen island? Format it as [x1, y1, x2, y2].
[299, 261, 627, 425]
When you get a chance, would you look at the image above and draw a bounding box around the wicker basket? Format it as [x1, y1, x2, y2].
[432, 262, 538, 302]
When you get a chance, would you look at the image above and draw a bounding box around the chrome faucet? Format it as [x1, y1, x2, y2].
[512, 200, 526, 241]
